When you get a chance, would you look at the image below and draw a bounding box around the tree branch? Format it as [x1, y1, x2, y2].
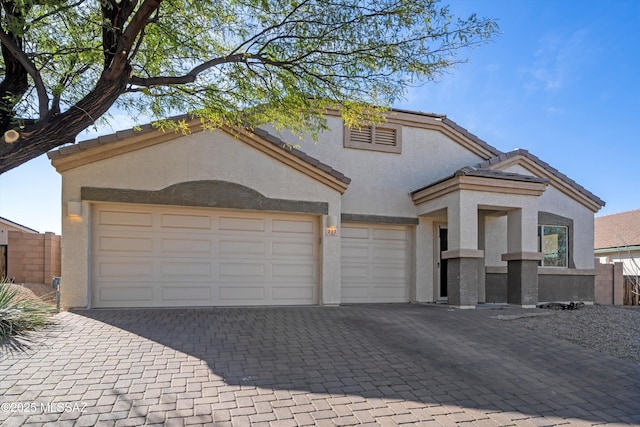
[0, 27, 49, 118]
[109, 0, 160, 77]
[129, 53, 254, 86]
[27, 0, 87, 27]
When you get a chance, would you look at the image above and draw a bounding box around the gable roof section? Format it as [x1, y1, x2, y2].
[47, 115, 351, 194]
[475, 149, 605, 212]
[411, 165, 548, 205]
[326, 108, 502, 160]
[390, 108, 502, 159]
[595, 209, 640, 250]
[0, 216, 38, 233]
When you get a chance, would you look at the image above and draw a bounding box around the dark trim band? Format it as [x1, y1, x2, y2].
[341, 213, 419, 225]
[82, 180, 329, 215]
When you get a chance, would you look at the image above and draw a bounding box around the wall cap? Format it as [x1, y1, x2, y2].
[442, 249, 484, 259]
[501, 252, 544, 261]
[538, 268, 596, 276]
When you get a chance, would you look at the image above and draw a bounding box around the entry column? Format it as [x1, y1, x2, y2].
[443, 195, 483, 309]
[501, 205, 543, 307]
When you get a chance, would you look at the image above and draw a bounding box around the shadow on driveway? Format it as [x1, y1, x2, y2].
[68, 304, 640, 425]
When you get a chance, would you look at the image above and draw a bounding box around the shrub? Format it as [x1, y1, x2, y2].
[0, 278, 56, 354]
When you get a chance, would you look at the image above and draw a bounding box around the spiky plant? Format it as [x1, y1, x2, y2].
[0, 278, 56, 354]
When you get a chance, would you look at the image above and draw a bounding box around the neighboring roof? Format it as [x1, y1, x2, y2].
[595, 209, 640, 250]
[475, 149, 605, 211]
[0, 216, 38, 233]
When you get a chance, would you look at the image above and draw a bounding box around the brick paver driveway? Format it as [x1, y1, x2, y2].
[1, 304, 639, 426]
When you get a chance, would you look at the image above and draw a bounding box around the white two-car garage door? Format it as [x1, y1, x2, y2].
[91, 204, 319, 308]
[340, 223, 410, 303]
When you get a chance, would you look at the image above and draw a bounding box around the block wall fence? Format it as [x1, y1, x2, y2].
[594, 259, 623, 305]
[7, 231, 61, 285]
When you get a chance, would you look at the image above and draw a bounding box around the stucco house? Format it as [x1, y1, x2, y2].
[595, 209, 640, 276]
[47, 109, 604, 309]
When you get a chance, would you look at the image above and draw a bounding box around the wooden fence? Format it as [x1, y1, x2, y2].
[624, 276, 639, 306]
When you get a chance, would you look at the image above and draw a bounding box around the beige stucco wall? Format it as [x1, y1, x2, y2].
[263, 117, 490, 304]
[59, 130, 343, 308]
[265, 117, 486, 218]
[484, 215, 508, 267]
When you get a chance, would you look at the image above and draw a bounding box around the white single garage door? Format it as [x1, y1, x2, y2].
[341, 223, 410, 303]
[91, 203, 319, 307]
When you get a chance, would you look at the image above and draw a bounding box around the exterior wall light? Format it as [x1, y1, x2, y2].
[326, 215, 338, 236]
[67, 201, 82, 217]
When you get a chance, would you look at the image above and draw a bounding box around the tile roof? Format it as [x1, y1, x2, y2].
[252, 128, 350, 185]
[454, 166, 549, 183]
[475, 149, 605, 208]
[47, 114, 350, 185]
[410, 165, 548, 195]
[46, 111, 600, 208]
[47, 113, 192, 160]
[595, 209, 640, 249]
[390, 108, 502, 157]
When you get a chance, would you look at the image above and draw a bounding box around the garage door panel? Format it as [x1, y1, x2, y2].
[272, 219, 315, 234]
[219, 286, 265, 301]
[341, 223, 410, 303]
[372, 265, 406, 279]
[160, 262, 212, 277]
[272, 263, 314, 278]
[219, 216, 265, 232]
[161, 286, 211, 301]
[98, 285, 154, 302]
[160, 213, 212, 230]
[219, 262, 265, 277]
[341, 245, 369, 259]
[272, 286, 314, 300]
[160, 238, 212, 254]
[342, 227, 369, 239]
[341, 286, 369, 299]
[272, 241, 315, 257]
[98, 261, 153, 278]
[372, 246, 407, 260]
[372, 228, 407, 240]
[218, 240, 266, 255]
[97, 210, 153, 227]
[97, 236, 153, 253]
[341, 265, 369, 280]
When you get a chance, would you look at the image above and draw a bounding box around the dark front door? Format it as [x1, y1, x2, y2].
[0, 245, 7, 279]
[439, 227, 448, 299]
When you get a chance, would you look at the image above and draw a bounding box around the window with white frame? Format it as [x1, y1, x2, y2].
[539, 225, 568, 267]
[343, 123, 402, 153]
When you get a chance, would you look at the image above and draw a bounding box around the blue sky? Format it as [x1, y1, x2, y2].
[0, 0, 638, 234]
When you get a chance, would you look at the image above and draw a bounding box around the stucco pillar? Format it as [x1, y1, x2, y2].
[414, 217, 434, 303]
[502, 205, 543, 308]
[477, 212, 487, 303]
[443, 194, 483, 308]
[321, 209, 342, 306]
[60, 200, 92, 309]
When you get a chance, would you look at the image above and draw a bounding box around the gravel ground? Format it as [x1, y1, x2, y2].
[512, 304, 640, 364]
